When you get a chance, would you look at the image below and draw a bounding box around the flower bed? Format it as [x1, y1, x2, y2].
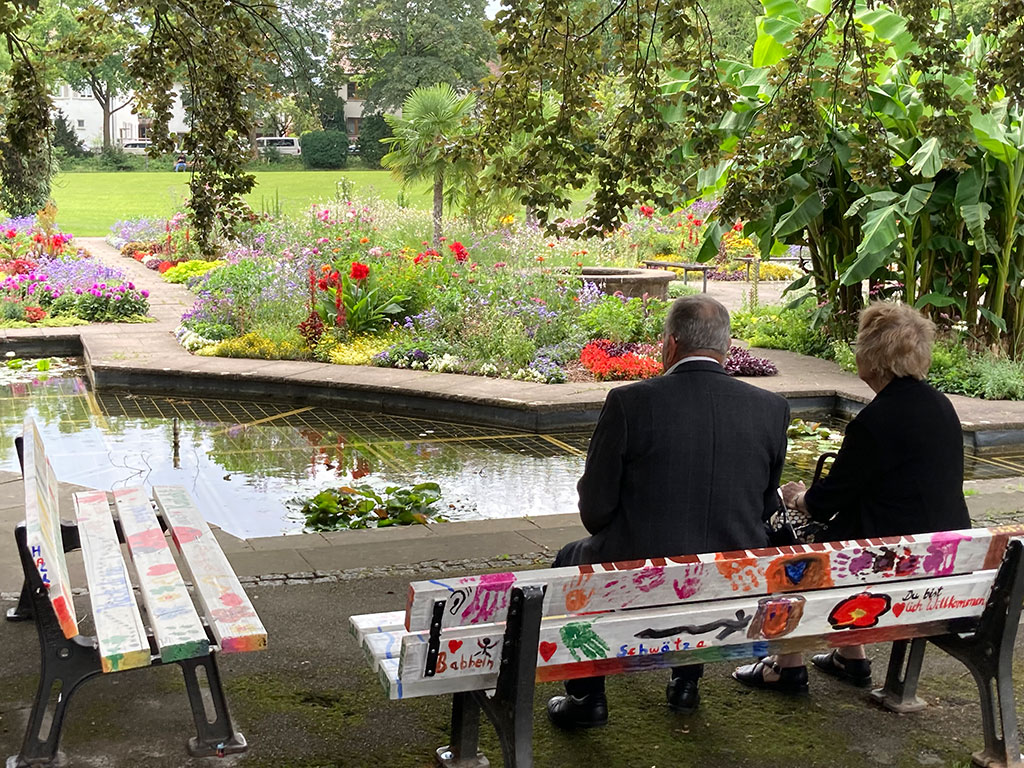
[116, 199, 786, 382]
[2, 211, 149, 327]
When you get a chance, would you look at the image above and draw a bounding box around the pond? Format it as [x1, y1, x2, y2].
[1, 359, 1017, 540]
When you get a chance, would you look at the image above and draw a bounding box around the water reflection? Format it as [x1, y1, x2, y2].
[2, 366, 1019, 540]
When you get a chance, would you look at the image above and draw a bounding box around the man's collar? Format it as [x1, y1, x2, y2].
[664, 355, 723, 376]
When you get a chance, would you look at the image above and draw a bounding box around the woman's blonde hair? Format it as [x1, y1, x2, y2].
[855, 302, 935, 381]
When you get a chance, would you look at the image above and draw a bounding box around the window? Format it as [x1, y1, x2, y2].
[346, 118, 361, 137]
[75, 89, 91, 100]
[346, 82, 359, 100]
[76, 120, 85, 130]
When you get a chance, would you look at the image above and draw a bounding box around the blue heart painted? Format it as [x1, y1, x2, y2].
[784, 560, 809, 584]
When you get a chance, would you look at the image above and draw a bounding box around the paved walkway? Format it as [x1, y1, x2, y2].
[5, 237, 1024, 438]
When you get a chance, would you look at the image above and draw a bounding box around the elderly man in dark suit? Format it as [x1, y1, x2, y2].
[546, 294, 791, 730]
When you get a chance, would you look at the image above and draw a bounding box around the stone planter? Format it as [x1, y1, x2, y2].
[577, 266, 675, 301]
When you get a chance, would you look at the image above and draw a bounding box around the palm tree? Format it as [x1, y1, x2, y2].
[382, 84, 476, 246]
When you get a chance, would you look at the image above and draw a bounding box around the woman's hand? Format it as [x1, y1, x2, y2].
[781, 481, 807, 511]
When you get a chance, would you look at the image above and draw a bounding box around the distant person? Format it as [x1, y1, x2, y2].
[546, 295, 791, 729]
[174, 153, 187, 172]
[734, 301, 970, 692]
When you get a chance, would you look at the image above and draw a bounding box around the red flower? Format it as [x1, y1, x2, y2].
[827, 592, 892, 629]
[32, 233, 44, 243]
[449, 241, 469, 263]
[413, 254, 425, 264]
[349, 262, 370, 281]
[639, 205, 655, 218]
[24, 306, 47, 323]
[4, 229, 15, 239]
[733, 222, 744, 232]
[694, 219, 704, 227]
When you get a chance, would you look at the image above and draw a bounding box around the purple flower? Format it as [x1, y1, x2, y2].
[141, 290, 149, 298]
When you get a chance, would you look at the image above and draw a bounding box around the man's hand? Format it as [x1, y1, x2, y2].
[781, 481, 806, 510]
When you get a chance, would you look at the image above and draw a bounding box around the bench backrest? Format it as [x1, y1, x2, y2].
[389, 526, 1024, 695]
[22, 417, 79, 638]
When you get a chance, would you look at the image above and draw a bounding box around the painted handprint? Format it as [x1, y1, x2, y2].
[715, 554, 762, 592]
[460, 572, 516, 623]
[672, 563, 705, 600]
[560, 621, 611, 662]
[563, 573, 594, 613]
[923, 532, 969, 576]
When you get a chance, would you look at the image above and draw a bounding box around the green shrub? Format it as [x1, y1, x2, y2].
[732, 302, 832, 358]
[668, 281, 699, 299]
[580, 295, 665, 343]
[356, 115, 392, 169]
[162, 259, 224, 284]
[300, 131, 349, 170]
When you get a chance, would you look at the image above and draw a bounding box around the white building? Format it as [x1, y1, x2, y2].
[51, 84, 190, 149]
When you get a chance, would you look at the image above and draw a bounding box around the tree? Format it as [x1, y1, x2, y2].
[382, 84, 477, 245]
[356, 114, 392, 169]
[332, 0, 495, 113]
[53, 109, 86, 157]
[56, 2, 140, 150]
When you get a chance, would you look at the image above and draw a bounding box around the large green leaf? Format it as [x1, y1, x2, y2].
[844, 190, 899, 219]
[841, 204, 900, 284]
[900, 182, 934, 217]
[908, 137, 942, 178]
[961, 202, 993, 253]
[773, 193, 824, 238]
[954, 164, 985, 212]
[753, 17, 798, 67]
[857, 8, 911, 54]
[971, 111, 1020, 164]
[697, 221, 725, 263]
[914, 293, 962, 311]
[761, 0, 803, 20]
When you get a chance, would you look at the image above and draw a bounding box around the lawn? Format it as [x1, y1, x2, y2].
[49, 170, 434, 236]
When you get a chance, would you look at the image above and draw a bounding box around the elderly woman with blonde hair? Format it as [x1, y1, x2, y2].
[733, 301, 970, 693]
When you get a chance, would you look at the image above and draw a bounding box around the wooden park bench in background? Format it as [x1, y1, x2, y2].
[641, 260, 713, 293]
[6, 418, 267, 768]
[352, 526, 1024, 768]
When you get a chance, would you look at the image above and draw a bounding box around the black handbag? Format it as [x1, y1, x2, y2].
[765, 489, 799, 547]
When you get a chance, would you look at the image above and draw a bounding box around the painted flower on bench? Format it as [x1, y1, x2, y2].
[827, 592, 892, 630]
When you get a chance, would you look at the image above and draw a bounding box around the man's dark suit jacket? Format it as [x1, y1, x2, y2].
[565, 360, 791, 565]
[804, 376, 969, 540]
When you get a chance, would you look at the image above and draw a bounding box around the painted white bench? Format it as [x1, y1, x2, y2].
[6, 418, 267, 768]
[352, 527, 1024, 768]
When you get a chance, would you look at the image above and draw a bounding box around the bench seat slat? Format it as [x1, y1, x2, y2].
[23, 418, 78, 639]
[405, 527, 1024, 632]
[398, 570, 996, 689]
[377, 657, 494, 701]
[153, 486, 267, 653]
[363, 630, 407, 665]
[113, 487, 210, 663]
[350, 611, 406, 644]
[73, 491, 151, 673]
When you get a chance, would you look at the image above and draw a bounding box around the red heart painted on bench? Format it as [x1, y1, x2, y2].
[448, 640, 463, 653]
[539, 641, 557, 662]
[892, 603, 905, 617]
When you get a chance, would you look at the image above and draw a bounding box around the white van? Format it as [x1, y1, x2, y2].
[256, 136, 301, 155]
[120, 139, 152, 155]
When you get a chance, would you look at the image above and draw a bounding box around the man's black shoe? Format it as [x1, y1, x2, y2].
[666, 678, 701, 714]
[546, 693, 609, 730]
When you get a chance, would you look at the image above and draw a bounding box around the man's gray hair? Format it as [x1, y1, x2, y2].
[664, 295, 731, 355]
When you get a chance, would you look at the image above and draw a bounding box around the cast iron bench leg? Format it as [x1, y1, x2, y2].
[436, 585, 545, 768]
[177, 654, 248, 758]
[8, 526, 101, 768]
[870, 638, 928, 713]
[437, 692, 488, 768]
[931, 540, 1024, 768]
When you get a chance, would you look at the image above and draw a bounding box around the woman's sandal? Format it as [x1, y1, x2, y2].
[810, 649, 872, 687]
[732, 658, 809, 694]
